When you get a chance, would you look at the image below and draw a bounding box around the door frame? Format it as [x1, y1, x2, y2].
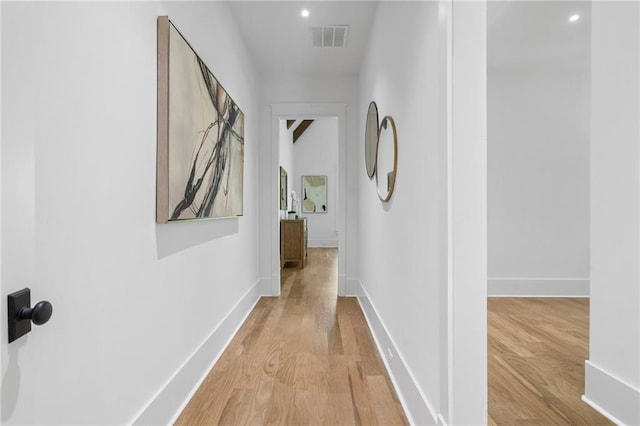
[269, 103, 347, 296]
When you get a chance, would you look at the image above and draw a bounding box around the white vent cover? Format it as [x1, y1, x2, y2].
[312, 26, 349, 48]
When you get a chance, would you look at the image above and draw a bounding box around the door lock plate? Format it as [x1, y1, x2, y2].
[8, 288, 32, 343]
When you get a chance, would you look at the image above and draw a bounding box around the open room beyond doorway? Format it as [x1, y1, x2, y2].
[487, 1, 600, 424]
[269, 104, 348, 297]
[279, 115, 340, 290]
[487, 298, 612, 424]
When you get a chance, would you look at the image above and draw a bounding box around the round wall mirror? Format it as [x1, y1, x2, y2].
[375, 116, 398, 202]
[364, 101, 379, 179]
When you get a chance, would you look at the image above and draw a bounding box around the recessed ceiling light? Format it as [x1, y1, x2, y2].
[569, 14, 580, 23]
[301, 9, 310, 18]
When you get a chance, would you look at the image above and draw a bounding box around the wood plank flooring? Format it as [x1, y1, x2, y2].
[488, 298, 613, 425]
[176, 248, 408, 425]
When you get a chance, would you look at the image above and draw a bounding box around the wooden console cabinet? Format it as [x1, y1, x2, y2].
[280, 218, 307, 268]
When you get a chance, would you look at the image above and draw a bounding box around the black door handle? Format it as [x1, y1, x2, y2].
[7, 288, 53, 343]
[18, 300, 53, 326]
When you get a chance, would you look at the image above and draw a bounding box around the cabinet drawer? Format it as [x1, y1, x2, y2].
[280, 218, 307, 268]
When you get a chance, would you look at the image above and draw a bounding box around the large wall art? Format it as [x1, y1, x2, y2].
[157, 16, 245, 223]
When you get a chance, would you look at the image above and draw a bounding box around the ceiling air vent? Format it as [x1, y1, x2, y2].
[312, 25, 349, 48]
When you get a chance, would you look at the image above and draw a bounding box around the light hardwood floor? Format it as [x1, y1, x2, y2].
[176, 248, 408, 425]
[488, 298, 613, 425]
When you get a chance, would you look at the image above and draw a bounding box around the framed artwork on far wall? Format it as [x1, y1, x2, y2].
[301, 175, 327, 213]
[280, 167, 288, 210]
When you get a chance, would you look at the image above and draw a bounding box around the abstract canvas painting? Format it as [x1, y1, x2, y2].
[157, 17, 244, 223]
[302, 175, 327, 213]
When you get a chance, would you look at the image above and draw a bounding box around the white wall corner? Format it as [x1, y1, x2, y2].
[589, 6, 640, 426]
[356, 281, 439, 426]
[488, 278, 590, 297]
[583, 360, 640, 426]
[448, 0, 487, 424]
[346, 278, 361, 297]
[271, 273, 282, 296]
[258, 277, 273, 296]
[131, 281, 261, 425]
[338, 274, 347, 296]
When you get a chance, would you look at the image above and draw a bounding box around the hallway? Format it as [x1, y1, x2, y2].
[176, 248, 408, 425]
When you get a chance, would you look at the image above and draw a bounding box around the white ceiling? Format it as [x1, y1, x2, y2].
[489, 1, 591, 70]
[228, 1, 379, 77]
[228, 1, 591, 78]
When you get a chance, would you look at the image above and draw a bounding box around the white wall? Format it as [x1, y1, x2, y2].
[488, 2, 591, 297]
[1, 2, 260, 424]
[358, 3, 487, 424]
[0, 3, 3, 421]
[585, 2, 640, 424]
[358, 2, 444, 423]
[293, 118, 338, 247]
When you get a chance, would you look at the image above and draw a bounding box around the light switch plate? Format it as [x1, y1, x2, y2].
[8, 288, 31, 343]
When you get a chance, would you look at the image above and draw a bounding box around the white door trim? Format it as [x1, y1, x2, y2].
[269, 103, 347, 296]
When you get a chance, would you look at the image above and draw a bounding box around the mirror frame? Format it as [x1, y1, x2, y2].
[375, 115, 398, 202]
[364, 101, 379, 179]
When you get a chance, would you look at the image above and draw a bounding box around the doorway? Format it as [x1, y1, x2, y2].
[278, 117, 339, 293]
[486, 1, 604, 423]
[269, 104, 347, 297]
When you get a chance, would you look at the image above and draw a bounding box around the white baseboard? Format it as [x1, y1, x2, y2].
[131, 281, 260, 425]
[308, 239, 338, 248]
[488, 278, 589, 297]
[356, 281, 439, 426]
[583, 360, 640, 425]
